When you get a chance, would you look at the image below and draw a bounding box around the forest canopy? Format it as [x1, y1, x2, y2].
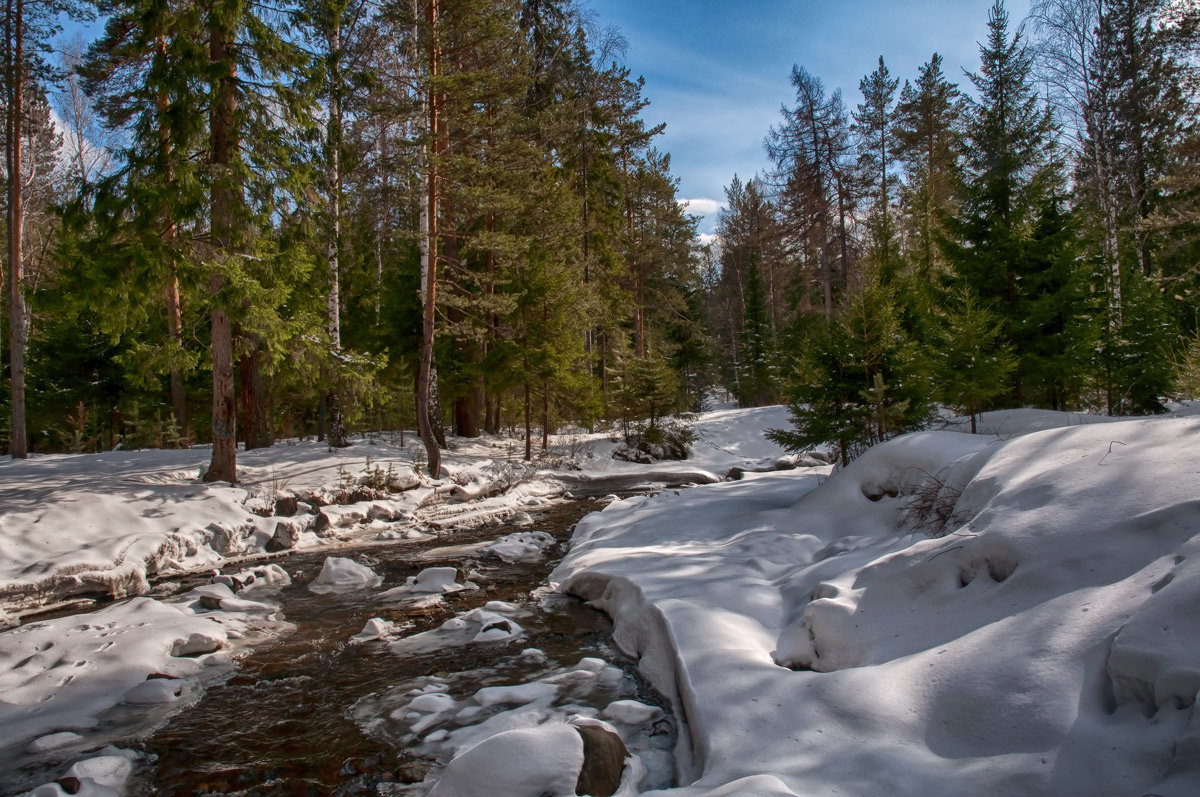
[1, 0, 1199, 473]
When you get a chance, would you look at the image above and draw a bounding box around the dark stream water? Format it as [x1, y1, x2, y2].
[106, 497, 677, 796]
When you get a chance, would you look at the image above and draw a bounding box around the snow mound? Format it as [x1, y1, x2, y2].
[24, 746, 140, 796]
[379, 567, 469, 601]
[482, 531, 556, 563]
[0, 598, 238, 755]
[556, 416, 1200, 795]
[428, 724, 583, 797]
[351, 617, 403, 643]
[307, 557, 382, 593]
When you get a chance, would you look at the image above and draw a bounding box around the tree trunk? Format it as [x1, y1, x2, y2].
[541, 384, 549, 451]
[204, 5, 239, 483]
[208, 291, 237, 482]
[416, 0, 442, 478]
[239, 344, 272, 450]
[6, 0, 27, 458]
[454, 393, 480, 437]
[429, 366, 446, 448]
[157, 33, 187, 442]
[325, 16, 347, 449]
[523, 381, 531, 461]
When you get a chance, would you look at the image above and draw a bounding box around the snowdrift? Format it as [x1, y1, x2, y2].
[555, 414, 1200, 795]
[0, 407, 794, 621]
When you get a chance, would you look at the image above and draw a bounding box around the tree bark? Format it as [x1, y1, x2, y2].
[156, 32, 187, 441]
[166, 268, 187, 438]
[239, 343, 272, 450]
[325, 14, 348, 448]
[541, 383, 549, 451]
[205, 5, 239, 483]
[415, 0, 442, 478]
[6, 0, 27, 458]
[523, 381, 531, 461]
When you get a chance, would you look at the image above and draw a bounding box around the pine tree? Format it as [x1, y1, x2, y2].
[768, 66, 857, 320]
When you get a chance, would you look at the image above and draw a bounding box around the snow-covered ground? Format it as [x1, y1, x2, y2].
[0, 407, 794, 793]
[550, 406, 1200, 795]
[4, 403, 1199, 794]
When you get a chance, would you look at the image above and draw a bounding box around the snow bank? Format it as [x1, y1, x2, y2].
[0, 407, 803, 618]
[555, 415, 1200, 795]
[428, 724, 583, 797]
[0, 595, 256, 754]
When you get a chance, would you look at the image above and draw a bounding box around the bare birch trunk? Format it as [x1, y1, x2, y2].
[6, 0, 27, 458]
[415, 0, 442, 478]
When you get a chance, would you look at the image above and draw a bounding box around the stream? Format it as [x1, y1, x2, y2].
[12, 495, 676, 796]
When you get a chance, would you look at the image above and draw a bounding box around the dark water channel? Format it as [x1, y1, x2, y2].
[120, 496, 674, 796]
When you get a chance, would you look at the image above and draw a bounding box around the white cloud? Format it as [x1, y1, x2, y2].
[696, 232, 719, 247]
[678, 197, 724, 216]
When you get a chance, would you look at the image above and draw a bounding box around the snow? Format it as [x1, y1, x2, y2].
[427, 724, 584, 797]
[352, 651, 671, 795]
[0, 583, 288, 789]
[482, 530, 557, 562]
[6, 404, 1200, 794]
[603, 699, 664, 726]
[553, 410, 1200, 795]
[307, 556, 382, 592]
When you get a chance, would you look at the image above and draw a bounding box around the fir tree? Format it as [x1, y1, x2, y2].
[946, 0, 1064, 405]
[853, 55, 900, 279]
[932, 287, 1015, 432]
[737, 257, 778, 407]
[768, 276, 932, 465]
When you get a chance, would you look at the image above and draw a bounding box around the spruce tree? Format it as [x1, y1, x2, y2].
[768, 276, 932, 465]
[853, 56, 900, 279]
[3, 0, 90, 457]
[892, 52, 964, 287]
[946, 0, 1063, 405]
[737, 257, 777, 407]
[932, 287, 1015, 433]
[72, 0, 209, 443]
[202, 0, 317, 480]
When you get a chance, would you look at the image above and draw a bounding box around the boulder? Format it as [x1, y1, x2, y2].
[575, 725, 629, 796]
[268, 518, 308, 552]
[272, 493, 299, 517]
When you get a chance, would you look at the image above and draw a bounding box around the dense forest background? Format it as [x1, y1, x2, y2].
[1, 0, 1199, 475]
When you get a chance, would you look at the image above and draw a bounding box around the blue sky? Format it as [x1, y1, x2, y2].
[588, 0, 1034, 237]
